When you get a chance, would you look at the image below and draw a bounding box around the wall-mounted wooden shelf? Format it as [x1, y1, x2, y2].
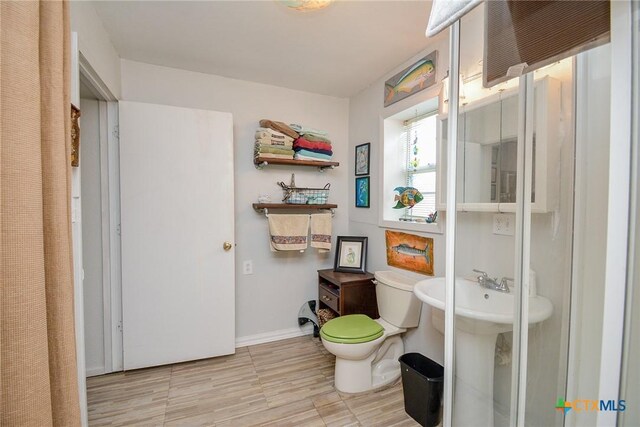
[253, 203, 337, 211]
[254, 157, 339, 171]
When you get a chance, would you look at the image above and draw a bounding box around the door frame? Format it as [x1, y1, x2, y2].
[78, 52, 123, 374]
[72, 41, 123, 423]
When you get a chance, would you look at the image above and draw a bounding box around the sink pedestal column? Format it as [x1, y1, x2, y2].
[453, 330, 498, 427]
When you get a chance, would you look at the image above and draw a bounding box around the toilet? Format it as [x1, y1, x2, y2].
[320, 270, 422, 394]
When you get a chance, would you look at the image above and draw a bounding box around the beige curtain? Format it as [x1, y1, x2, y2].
[1, 1, 81, 425]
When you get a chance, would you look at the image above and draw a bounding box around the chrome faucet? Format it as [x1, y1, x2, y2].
[472, 269, 512, 293]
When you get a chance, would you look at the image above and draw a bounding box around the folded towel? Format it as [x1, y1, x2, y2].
[255, 128, 294, 144]
[310, 213, 332, 253]
[294, 154, 334, 162]
[256, 136, 293, 148]
[293, 137, 332, 152]
[294, 149, 332, 161]
[290, 124, 328, 136]
[293, 146, 333, 156]
[260, 120, 299, 139]
[300, 133, 332, 144]
[268, 214, 310, 252]
[255, 144, 295, 156]
[256, 153, 294, 160]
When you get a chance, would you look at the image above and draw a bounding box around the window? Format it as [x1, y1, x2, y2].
[400, 113, 437, 221]
[381, 95, 441, 233]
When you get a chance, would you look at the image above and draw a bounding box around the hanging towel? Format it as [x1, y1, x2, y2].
[259, 119, 299, 139]
[269, 214, 310, 251]
[310, 213, 332, 253]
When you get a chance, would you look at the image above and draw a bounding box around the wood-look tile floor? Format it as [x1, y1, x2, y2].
[87, 336, 419, 426]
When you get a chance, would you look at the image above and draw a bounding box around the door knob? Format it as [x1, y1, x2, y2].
[223, 242, 233, 251]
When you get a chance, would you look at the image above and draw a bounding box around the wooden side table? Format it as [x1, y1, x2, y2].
[317, 269, 379, 320]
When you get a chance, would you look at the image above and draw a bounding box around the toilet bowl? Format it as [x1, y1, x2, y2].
[320, 271, 422, 394]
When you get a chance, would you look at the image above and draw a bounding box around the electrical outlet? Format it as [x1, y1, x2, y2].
[493, 214, 515, 236]
[243, 260, 253, 275]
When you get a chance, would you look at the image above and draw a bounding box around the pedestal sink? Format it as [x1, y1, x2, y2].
[414, 277, 553, 426]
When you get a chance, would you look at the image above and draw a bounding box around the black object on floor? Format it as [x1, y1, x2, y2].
[298, 300, 319, 337]
[399, 352, 444, 427]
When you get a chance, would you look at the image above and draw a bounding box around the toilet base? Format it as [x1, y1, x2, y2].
[334, 335, 404, 394]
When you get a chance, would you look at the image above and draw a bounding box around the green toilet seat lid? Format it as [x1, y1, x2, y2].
[320, 314, 384, 344]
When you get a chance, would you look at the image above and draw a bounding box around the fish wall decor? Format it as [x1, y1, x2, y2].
[393, 186, 423, 209]
[385, 230, 434, 275]
[384, 51, 437, 107]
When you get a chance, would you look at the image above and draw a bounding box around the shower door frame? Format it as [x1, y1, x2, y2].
[441, 3, 637, 426]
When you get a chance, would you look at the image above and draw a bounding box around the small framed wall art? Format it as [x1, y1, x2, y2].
[334, 236, 368, 274]
[355, 143, 370, 176]
[355, 176, 370, 208]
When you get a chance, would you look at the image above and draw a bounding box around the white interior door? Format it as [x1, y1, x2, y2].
[119, 101, 235, 370]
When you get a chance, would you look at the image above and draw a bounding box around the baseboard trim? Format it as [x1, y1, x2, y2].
[235, 326, 313, 348]
[86, 367, 106, 377]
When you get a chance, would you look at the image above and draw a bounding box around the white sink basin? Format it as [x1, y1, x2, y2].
[413, 276, 553, 426]
[414, 277, 553, 325]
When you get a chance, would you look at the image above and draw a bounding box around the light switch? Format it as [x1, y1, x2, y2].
[243, 260, 253, 275]
[493, 214, 514, 236]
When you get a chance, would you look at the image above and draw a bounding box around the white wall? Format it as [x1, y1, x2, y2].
[70, 1, 121, 98]
[120, 59, 349, 341]
[79, 98, 105, 376]
[347, 29, 583, 427]
[347, 36, 448, 365]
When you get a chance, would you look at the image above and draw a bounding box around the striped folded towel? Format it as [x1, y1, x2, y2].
[255, 127, 294, 144]
[256, 136, 293, 148]
[255, 153, 294, 160]
[255, 143, 295, 156]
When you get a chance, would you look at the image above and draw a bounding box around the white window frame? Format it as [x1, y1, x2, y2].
[379, 87, 443, 234]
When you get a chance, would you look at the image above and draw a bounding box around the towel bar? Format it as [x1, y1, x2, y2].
[252, 203, 337, 218]
[259, 207, 335, 218]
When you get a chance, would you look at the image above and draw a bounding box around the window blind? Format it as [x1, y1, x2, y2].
[484, 0, 610, 87]
[401, 113, 437, 220]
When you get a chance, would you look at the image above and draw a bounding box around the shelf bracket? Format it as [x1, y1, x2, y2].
[255, 161, 268, 170]
[318, 165, 335, 172]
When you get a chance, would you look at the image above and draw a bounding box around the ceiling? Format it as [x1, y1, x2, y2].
[93, 1, 438, 98]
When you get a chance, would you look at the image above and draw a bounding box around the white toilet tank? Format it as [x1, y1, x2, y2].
[374, 271, 422, 328]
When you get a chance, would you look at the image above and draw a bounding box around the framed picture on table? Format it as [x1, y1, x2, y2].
[334, 236, 368, 274]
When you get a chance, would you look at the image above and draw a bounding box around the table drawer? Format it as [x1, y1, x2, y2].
[319, 285, 339, 313]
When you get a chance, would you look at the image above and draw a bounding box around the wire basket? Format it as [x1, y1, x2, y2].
[278, 174, 330, 205]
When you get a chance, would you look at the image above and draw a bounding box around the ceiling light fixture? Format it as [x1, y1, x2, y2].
[281, 0, 334, 12]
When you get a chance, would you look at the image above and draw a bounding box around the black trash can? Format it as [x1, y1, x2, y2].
[399, 353, 444, 427]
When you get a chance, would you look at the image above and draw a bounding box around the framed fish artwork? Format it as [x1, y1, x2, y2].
[385, 230, 434, 275]
[384, 51, 437, 107]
